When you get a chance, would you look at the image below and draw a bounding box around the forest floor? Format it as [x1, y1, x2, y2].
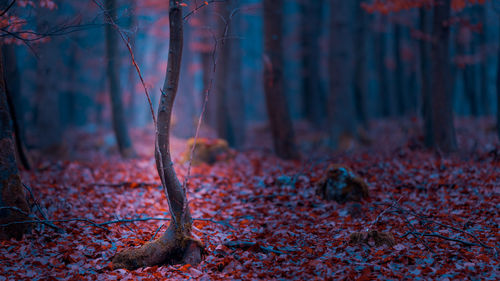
[0, 118, 499, 280]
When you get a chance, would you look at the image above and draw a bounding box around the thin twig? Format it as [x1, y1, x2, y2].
[150, 224, 164, 241]
[401, 231, 481, 247]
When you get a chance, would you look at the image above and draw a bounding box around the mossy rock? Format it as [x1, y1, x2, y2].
[316, 164, 369, 203]
[181, 138, 233, 165]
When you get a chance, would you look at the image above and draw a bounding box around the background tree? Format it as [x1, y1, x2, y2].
[300, 0, 325, 127]
[0, 47, 30, 240]
[104, 0, 135, 158]
[263, 0, 298, 159]
[328, 0, 356, 148]
[429, 0, 457, 153]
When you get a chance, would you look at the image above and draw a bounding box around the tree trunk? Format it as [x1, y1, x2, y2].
[375, 15, 392, 117]
[478, 5, 488, 115]
[263, 0, 298, 159]
[35, 10, 63, 152]
[420, 7, 433, 148]
[105, 0, 135, 158]
[2, 45, 31, 170]
[126, 0, 138, 126]
[225, 1, 246, 148]
[497, 16, 500, 141]
[300, 0, 325, 127]
[394, 24, 405, 116]
[328, 0, 356, 148]
[0, 46, 31, 240]
[354, 0, 368, 129]
[430, 0, 457, 153]
[112, 1, 202, 270]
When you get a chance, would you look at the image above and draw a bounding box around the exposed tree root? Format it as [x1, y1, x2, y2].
[112, 223, 203, 270]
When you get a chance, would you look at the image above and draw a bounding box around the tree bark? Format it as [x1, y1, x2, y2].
[300, 0, 325, 127]
[430, 0, 457, 153]
[328, 0, 356, 148]
[394, 24, 405, 116]
[112, 1, 202, 270]
[105, 0, 135, 158]
[354, 0, 368, 129]
[374, 15, 392, 117]
[263, 0, 299, 159]
[2, 45, 31, 170]
[497, 16, 500, 141]
[420, 7, 433, 148]
[0, 46, 31, 240]
[225, 1, 246, 148]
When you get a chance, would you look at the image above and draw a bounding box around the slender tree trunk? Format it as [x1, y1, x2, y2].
[354, 0, 368, 129]
[329, 0, 356, 148]
[479, 5, 488, 115]
[105, 0, 135, 158]
[457, 27, 478, 116]
[0, 47, 31, 240]
[497, 16, 500, 141]
[263, 0, 298, 159]
[126, 0, 138, 126]
[430, 0, 457, 153]
[420, 7, 433, 147]
[112, 1, 202, 270]
[375, 15, 392, 117]
[35, 11, 63, 152]
[394, 24, 405, 116]
[300, 0, 324, 127]
[213, 2, 233, 143]
[226, 1, 246, 148]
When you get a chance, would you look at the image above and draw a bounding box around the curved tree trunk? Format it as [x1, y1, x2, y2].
[0, 47, 31, 240]
[430, 0, 457, 153]
[112, 2, 202, 270]
[263, 0, 298, 160]
[105, 0, 135, 158]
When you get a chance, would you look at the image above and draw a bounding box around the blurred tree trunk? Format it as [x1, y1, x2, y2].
[105, 0, 135, 158]
[263, 0, 298, 159]
[212, 1, 245, 147]
[35, 10, 63, 153]
[394, 24, 405, 116]
[300, 0, 325, 127]
[200, 4, 216, 131]
[112, 1, 202, 269]
[328, 0, 356, 148]
[456, 26, 478, 116]
[354, 0, 368, 129]
[478, 5, 488, 115]
[430, 0, 457, 153]
[0, 48, 31, 240]
[2, 45, 31, 170]
[126, 0, 137, 126]
[497, 16, 500, 140]
[226, 1, 246, 148]
[419, 7, 433, 147]
[375, 15, 392, 117]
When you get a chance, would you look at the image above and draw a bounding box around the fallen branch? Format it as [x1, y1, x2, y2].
[0, 217, 109, 232]
[401, 231, 481, 247]
[88, 182, 160, 188]
[0, 206, 63, 233]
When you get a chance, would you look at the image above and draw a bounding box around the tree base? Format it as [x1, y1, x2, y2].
[112, 224, 203, 270]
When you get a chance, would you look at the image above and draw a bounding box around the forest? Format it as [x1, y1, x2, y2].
[0, 0, 499, 279]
